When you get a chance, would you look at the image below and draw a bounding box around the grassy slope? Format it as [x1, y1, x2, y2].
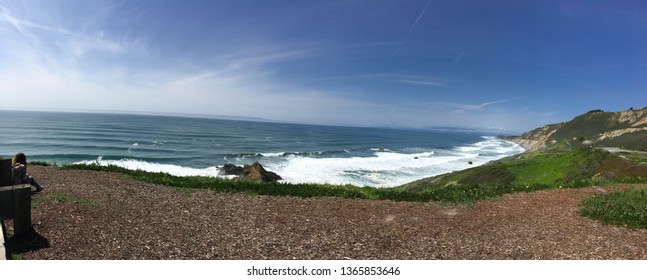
[399, 149, 614, 192]
[579, 152, 647, 228]
[508, 109, 647, 228]
[398, 148, 647, 228]
[519, 110, 647, 152]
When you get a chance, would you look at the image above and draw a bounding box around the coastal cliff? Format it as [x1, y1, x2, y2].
[401, 106, 647, 195]
[506, 108, 647, 152]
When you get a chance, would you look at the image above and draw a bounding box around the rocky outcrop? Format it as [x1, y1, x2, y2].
[507, 123, 563, 152]
[219, 164, 244, 176]
[238, 162, 282, 182]
[597, 127, 647, 141]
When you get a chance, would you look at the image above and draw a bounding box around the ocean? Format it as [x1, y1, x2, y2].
[0, 110, 524, 187]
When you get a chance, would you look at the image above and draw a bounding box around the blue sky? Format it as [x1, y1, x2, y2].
[1, 0, 646, 132]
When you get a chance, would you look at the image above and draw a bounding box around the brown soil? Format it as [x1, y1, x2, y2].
[6, 166, 647, 260]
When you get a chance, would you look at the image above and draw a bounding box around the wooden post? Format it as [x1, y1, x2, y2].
[0, 159, 12, 186]
[12, 184, 32, 237]
[0, 186, 13, 220]
[0, 159, 17, 221]
[0, 184, 32, 237]
[0, 158, 33, 238]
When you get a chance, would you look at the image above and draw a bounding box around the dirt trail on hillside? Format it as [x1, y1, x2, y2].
[602, 147, 647, 155]
[9, 166, 647, 259]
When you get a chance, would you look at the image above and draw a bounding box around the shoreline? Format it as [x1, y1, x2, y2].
[55, 136, 525, 188]
[10, 165, 647, 260]
[496, 135, 534, 151]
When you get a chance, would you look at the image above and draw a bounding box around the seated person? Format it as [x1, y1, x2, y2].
[12, 152, 45, 192]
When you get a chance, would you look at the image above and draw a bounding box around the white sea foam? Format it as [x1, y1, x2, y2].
[259, 152, 285, 157]
[127, 143, 139, 154]
[264, 152, 470, 187]
[77, 158, 226, 178]
[75, 137, 524, 188]
[265, 136, 525, 187]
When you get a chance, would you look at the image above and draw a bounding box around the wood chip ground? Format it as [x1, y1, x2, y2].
[9, 166, 647, 260]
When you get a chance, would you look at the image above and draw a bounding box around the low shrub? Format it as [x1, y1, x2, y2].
[580, 186, 647, 229]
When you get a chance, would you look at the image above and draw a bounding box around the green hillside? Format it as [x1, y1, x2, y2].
[510, 108, 647, 152]
[398, 148, 647, 194]
[399, 108, 647, 227]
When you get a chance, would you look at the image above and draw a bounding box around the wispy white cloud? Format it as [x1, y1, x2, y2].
[291, 73, 457, 89]
[0, 4, 148, 59]
[227, 50, 309, 69]
[359, 73, 457, 88]
[0, 3, 544, 132]
[0, 5, 72, 39]
[2, 5, 300, 108]
[436, 99, 516, 113]
[397, 79, 453, 88]
[0, 4, 152, 112]
[458, 100, 510, 110]
[62, 31, 150, 57]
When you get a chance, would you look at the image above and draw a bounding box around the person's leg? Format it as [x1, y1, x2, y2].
[27, 176, 44, 191]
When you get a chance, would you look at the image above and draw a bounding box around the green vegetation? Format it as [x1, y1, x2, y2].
[401, 149, 609, 190]
[399, 148, 647, 202]
[60, 162, 544, 204]
[580, 186, 647, 229]
[61, 163, 436, 202]
[60, 148, 647, 206]
[618, 152, 647, 164]
[396, 147, 647, 227]
[27, 146, 644, 229]
[30, 161, 55, 167]
[517, 109, 647, 152]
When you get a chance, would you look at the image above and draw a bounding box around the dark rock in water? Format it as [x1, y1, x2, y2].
[219, 163, 244, 176]
[468, 161, 473, 165]
[239, 162, 282, 182]
[414, 157, 419, 159]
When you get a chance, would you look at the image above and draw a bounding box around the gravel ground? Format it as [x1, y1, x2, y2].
[6, 166, 646, 260]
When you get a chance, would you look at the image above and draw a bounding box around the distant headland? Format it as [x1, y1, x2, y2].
[503, 107, 647, 152]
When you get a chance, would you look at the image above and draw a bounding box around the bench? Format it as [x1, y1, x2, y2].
[0, 159, 33, 260]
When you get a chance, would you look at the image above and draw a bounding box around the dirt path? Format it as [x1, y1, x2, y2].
[10, 166, 647, 259]
[602, 147, 647, 154]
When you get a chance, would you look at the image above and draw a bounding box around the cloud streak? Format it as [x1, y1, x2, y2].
[393, 0, 432, 56]
[0, 5, 72, 39]
[456, 100, 509, 110]
[227, 49, 310, 70]
[0, 2, 555, 132]
[0, 6, 375, 126]
[0, 5, 148, 59]
[62, 32, 150, 58]
[437, 99, 518, 113]
[448, 51, 465, 68]
[396, 78, 456, 88]
[357, 73, 457, 88]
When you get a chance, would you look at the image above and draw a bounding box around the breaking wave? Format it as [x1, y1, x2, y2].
[75, 136, 524, 188]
